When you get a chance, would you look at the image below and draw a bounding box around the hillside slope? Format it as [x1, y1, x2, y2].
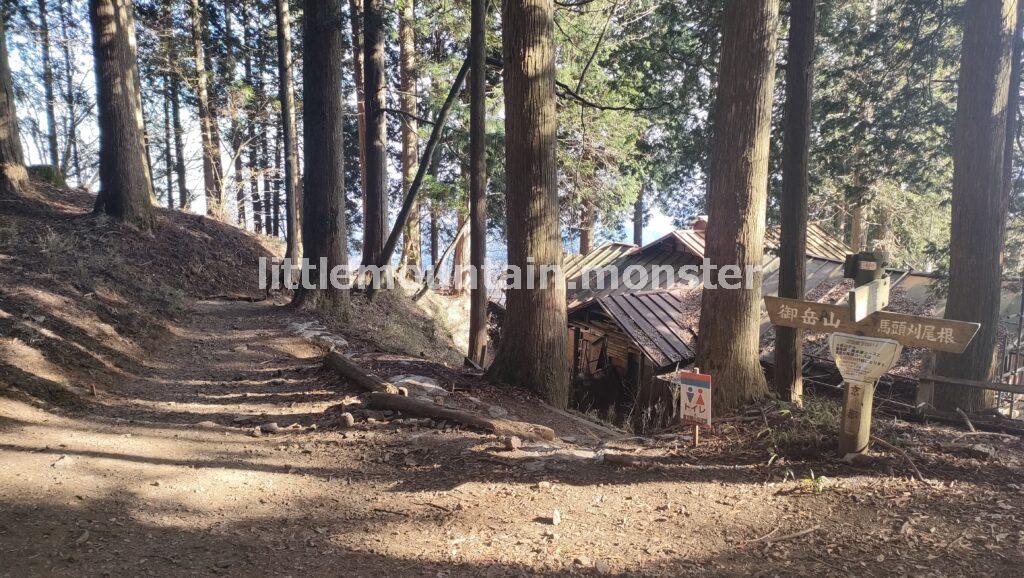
[0, 180, 277, 406]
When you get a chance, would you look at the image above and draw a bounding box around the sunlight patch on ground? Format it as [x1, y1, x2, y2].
[0, 337, 71, 385]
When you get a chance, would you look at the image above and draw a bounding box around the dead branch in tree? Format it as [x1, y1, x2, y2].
[370, 56, 472, 296]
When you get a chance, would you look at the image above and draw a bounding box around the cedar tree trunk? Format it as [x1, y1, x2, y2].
[0, 16, 26, 197]
[399, 0, 421, 274]
[88, 0, 154, 228]
[293, 0, 350, 314]
[934, 0, 1018, 413]
[695, 0, 779, 413]
[361, 0, 388, 265]
[485, 0, 570, 408]
[190, 0, 222, 218]
[468, 0, 488, 365]
[774, 0, 815, 405]
[276, 0, 300, 261]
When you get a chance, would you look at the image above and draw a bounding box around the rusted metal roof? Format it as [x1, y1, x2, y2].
[595, 290, 698, 368]
[491, 221, 850, 311]
[564, 242, 637, 285]
[567, 247, 703, 310]
[644, 229, 706, 257]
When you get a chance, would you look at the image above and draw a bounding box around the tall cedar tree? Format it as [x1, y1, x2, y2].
[170, 72, 189, 209]
[275, 0, 300, 263]
[774, 0, 816, 405]
[159, 0, 174, 208]
[37, 0, 60, 170]
[293, 0, 350, 313]
[361, 0, 387, 265]
[486, 0, 570, 408]
[399, 0, 420, 274]
[696, 0, 779, 412]
[89, 0, 154, 228]
[934, 0, 1017, 413]
[162, 86, 173, 208]
[244, 16, 262, 232]
[467, 0, 488, 365]
[190, 0, 222, 217]
[224, 0, 246, 226]
[349, 0, 368, 202]
[57, 0, 82, 180]
[0, 16, 26, 197]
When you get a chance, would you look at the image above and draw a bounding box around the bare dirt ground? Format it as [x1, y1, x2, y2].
[2, 297, 1024, 577]
[2, 183, 1023, 576]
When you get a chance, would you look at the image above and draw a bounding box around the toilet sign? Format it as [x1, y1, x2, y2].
[829, 333, 902, 455]
[670, 370, 712, 426]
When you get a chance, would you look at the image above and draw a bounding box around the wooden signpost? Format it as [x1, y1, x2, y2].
[765, 252, 981, 456]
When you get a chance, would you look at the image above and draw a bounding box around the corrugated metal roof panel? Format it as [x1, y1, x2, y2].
[567, 248, 702, 310]
[596, 290, 698, 368]
[764, 223, 851, 262]
[564, 242, 637, 283]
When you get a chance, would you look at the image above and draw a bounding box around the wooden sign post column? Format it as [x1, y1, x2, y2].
[829, 333, 902, 455]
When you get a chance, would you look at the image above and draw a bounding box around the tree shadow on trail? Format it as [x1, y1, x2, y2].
[1, 483, 1018, 577]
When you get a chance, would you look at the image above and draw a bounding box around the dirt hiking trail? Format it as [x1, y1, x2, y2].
[2, 298, 1023, 577]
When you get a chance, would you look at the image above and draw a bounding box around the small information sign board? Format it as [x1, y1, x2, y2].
[829, 333, 903, 455]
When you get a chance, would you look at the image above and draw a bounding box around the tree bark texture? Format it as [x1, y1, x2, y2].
[361, 0, 388, 265]
[223, 0, 246, 227]
[293, 0, 350, 314]
[57, 0, 81, 181]
[935, 0, 1018, 413]
[399, 0, 421, 274]
[88, 0, 154, 228]
[349, 0, 368, 216]
[190, 0, 222, 218]
[774, 0, 816, 405]
[276, 0, 300, 260]
[579, 201, 595, 254]
[0, 17, 27, 197]
[485, 0, 570, 409]
[171, 74, 188, 209]
[695, 0, 779, 413]
[38, 0, 60, 171]
[849, 201, 865, 252]
[452, 203, 469, 294]
[468, 0, 488, 366]
[163, 81, 174, 208]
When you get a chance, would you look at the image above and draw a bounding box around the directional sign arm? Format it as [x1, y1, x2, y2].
[764, 296, 980, 353]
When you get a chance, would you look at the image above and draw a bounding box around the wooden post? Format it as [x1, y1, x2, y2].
[838, 379, 874, 455]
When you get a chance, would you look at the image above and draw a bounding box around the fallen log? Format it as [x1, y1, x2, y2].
[366, 392, 556, 442]
[324, 351, 401, 395]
